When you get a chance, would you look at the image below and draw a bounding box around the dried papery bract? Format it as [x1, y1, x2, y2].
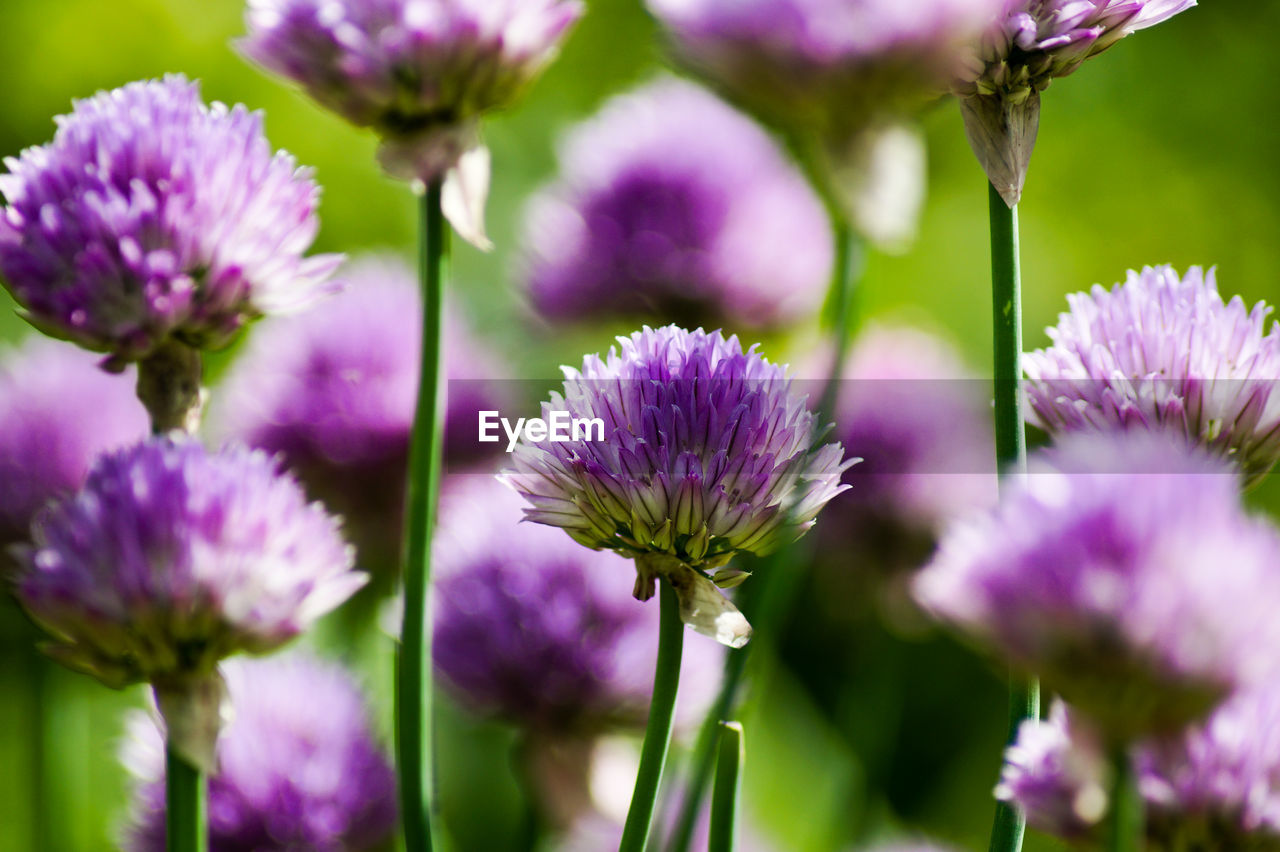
[955, 0, 1196, 206]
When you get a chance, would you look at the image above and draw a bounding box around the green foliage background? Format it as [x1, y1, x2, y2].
[0, 0, 1273, 849]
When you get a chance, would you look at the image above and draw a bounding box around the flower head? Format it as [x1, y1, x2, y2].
[433, 477, 723, 733]
[914, 432, 1280, 740]
[122, 653, 396, 852]
[215, 256, 506, 574]
[1001, 691, 1280, 849]
[505, 325, 851, 646]
[956, 1, 1195, 205]
[647, 0, 1000, 143]
[240, 0, 581, 183]
[523, 78, 830, 332]
[0, 338, 147, 549]
[1025, 265, 1280, 489]
[0, 76, 340, 363]
[13, 437, 363, 690]
[818, 326, 995, 593]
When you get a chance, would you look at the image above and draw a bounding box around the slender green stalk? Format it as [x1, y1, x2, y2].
[1107, 745, 1144, 852]
[620, 579, 685, 852]
[667, 192, 860, 852]
[165, 745, 206, 852]
[397, 179, 448, 852]
[708, 722, 744, 852]
[985, 182, 1040, 852]
[816, 219, 860, 423]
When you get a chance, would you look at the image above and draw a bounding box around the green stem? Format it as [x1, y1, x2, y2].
[816, 219, 861, 424]
[165, 745, 206, 852]
[667, 199, 859, 852]
[1107, 745, 1144, 852]
[708, 722, 744, 852]
[397, 179, 448, 852]
[985, 182, 1039, 852]
[620, 579, 685, 852]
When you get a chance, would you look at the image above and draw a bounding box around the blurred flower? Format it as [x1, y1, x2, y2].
[14, 437, 362, 690]
[0, 76, 339, 365]
[815, 325, 995, 619]
[996, 701, 1109, 841]
[0, 337, 146, 550]
[1001, 690, 1280, 849]
[122, 653, 396, 852]
[914, 432, 1280, 741]
[956, 1, 1195, 205]
[433, 477, 723, 733]
[523, 78, 830, 331]
[505, 325, 851, 647]
[215, 256, 506, 574]
[647, 0, 998, 143]
[1024, 265, 1280, 489]
[240, 0, 581, 244]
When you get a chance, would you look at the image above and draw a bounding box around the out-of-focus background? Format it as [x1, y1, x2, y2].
[0, 0, 1273, 850]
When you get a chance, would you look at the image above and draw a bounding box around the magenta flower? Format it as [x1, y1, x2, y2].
[1024, 265, 1280, 489]
[433, 477, 723, 733]
[914, 432, 1280, 740]
[0, 337, 147, 549]
[0, 76, 339, 364]
[956, 1, 1195, 205]
[13, 438, 362, 691]
[215, 256, 506, 573]
[122, 653, 397, 852]
[1001, 690, 1280, 849]
[505, 325, 851, 647]
[523, 78, 830, 332]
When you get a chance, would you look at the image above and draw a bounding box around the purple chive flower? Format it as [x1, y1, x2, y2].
[122, 653, 397, 852]
[1001, 691, 1280, 848]
[215, 256, 506, 573]
[523, 78, 831, 332]
[646, 0, 1000, 141]
[240, 0, 581, 184]
[0, 337, 147, 550]
[1025, 265, 1280, 489]
[816, 326, 995, 603]
[13, 437, 363, 691]
[433, 477, 723, 733]
[914, 431, 1280, 741]
[505, 325, 851, 647]
[956, 1, 1195, 205]
[0, 76, 340, 364]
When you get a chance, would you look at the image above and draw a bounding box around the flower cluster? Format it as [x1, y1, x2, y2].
[13, 437, 362, 690]
[240, 0, 582, 181]
[1001, 689, 1280, 849]
[956, 1, 1195, 204]
[433, 477, 722, 733]
[122, 653, 397, 852]
[505, 325, 850, 646]
[0, 76, 339, 363]
[914, 432, 1280, 740]
[0, 338, 147, 549]
[216, 256, 506, 572]
[647, 0, 1000, 142]
[817, 326, 995, 588]
[523, 78, 831, 332]
[1024, 265, 1280, 488]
